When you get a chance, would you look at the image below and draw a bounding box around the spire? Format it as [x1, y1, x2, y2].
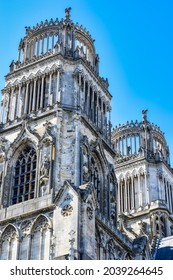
[65, 7, 72, 20]
[142, 109, 148, 122]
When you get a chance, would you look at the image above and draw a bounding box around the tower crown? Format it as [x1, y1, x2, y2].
[112, 111, 170, 165]
[9, 8, 99, 74]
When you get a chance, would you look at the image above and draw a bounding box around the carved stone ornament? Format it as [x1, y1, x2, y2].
[60, 193, 73, 208]
[87, 201, 94, 220]
[20, 220, 32, 233]
[0, 137, 10, 162]
[61, 204, 73, 217]
[40, 156, 50, 178]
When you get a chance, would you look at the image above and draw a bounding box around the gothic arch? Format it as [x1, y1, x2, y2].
[2, 140, 38, 207]
[118, 173, 124, 181]
[0, 224, 19, 260]
[31, 214, 53, 232]
[153, 213, 166, 237]
[29, 214, 52, 259]
[9, 122, 40, 154]
[125, 171, 131, 179]
[138, 167, 144, 174]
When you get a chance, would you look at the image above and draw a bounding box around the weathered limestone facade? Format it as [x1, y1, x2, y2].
[112, 110, 173, 249]
[0, 8, 171, 260]
[0, 8, 136, 260]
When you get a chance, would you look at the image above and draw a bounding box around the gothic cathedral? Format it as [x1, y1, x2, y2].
[0, 8, 172, 260]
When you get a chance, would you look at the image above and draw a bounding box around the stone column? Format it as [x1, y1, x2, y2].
[29, 81, 33, 113]
[52, 35, 54, 49]
[134, 135, 137, 154]
[117, 180, 120, 214]
[0, 96, 5, 123]
[16, 84, 21, 118]
[170, 184, 172, 212]
[168, 183, 171, 211]
[91, 88, 94, 121]
[33, 39, 36, 57]
[47, 36, 49, 52]
[24, 82, 29, 114]
[160, 176, 164, 201]
[125, 136, 128, 155]
[36, 78, 41, 110]
[9, 87, 15, 121]
[25, 44, 28, 61]
[42, 36, 44, 54]
[144, 172, 149, 205]
[37, 39, 40, 57]
[18, 48, 21, 63]
[138, 173, 142, 207]
[40, 75, 45, 109]
[130, 136, 132, 155]
[74, 118, 80, 187]
[27, 234, 32, 259]
[131, 175, 135, 210]
[118, 138, 120, 155]
[56, 70, 60, 102]
[78, 73, 82, 108]
[127, 179, 130, 211]
[14, 89, 18, 120]
[166, 182, 169, 206]
[5, 92, 10, 122]
[31, 42, 34, 59]
[87, 82, 90, 117]
[124, 179, 127, 212]
[100, 98, 103, 129]
[108, 107, 111, 140]
[48, 72, 52, 106]
[96, 94, 99, 127]
[164, 179, 167, 204]
[32, 78, 37, 112]
[171, 185, 173, 213]
[83, 78, 86, 112]
[122, 137, 124, 156]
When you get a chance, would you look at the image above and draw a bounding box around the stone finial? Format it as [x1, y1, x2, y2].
[65, 7, 72, 19]
[142, 109, 148, 122]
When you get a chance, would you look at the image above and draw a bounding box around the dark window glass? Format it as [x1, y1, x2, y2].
[12, 146, 37, 205]
[15, 167, 20, 175]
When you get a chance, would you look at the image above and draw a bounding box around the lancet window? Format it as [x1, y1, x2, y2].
[115, 134, 140, 157]
[12, 146, 37, 205]
[0, 226, 18, 260]
[1, 69, 61, 124]
[76, 73, 111, 142]
[30, 216, 51, 260]
[91, 157, 100, 203]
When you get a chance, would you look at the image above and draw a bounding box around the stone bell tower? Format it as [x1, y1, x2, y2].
[0, 8, 135, 260]
[112, 110, 173, 244]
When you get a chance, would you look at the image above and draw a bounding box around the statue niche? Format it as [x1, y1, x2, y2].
[82, 148, 89, 183]
[40, 155, 50, 196]
[39, 120, 54, 196]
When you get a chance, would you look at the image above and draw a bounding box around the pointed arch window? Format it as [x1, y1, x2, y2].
[30, 216, 51, 259]
[0, 226, 18, 260]
[91, 157, 100, 203]
[12, 146, 37, 205]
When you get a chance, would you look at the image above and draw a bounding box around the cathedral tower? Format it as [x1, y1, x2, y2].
[0, 8, 136, 260]
[112, 110, 173, 243]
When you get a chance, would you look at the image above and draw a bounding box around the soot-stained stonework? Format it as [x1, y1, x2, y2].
[0, 8, 172, 260]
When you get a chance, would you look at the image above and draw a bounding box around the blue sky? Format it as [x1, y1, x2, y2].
[0, 0, 173, 164]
